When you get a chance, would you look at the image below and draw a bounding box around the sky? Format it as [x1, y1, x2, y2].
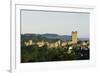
[21, 10, 90, 38]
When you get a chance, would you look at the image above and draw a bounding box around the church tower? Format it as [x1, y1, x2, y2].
[71, 31, 77, 44]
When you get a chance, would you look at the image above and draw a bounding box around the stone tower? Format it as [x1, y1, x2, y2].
[71, 31, 77, 44]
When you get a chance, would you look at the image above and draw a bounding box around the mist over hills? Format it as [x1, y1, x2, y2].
[21, 33, 89, 41]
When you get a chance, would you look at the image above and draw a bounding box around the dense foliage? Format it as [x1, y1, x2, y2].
[21, 44, 89, 63]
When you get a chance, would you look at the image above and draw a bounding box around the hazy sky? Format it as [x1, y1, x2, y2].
[21, 10, 90, 38]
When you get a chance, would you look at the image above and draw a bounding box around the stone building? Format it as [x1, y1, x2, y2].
[24, 31, 78, 48]
[68, 31, 78, 45]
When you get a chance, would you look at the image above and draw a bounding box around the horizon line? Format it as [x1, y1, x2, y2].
[21, 33, 89, 38]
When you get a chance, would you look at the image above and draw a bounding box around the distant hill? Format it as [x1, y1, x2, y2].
[21, 33, 71, 41]
[42, 33, 71, 41]
[21, 33, 89, 42]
